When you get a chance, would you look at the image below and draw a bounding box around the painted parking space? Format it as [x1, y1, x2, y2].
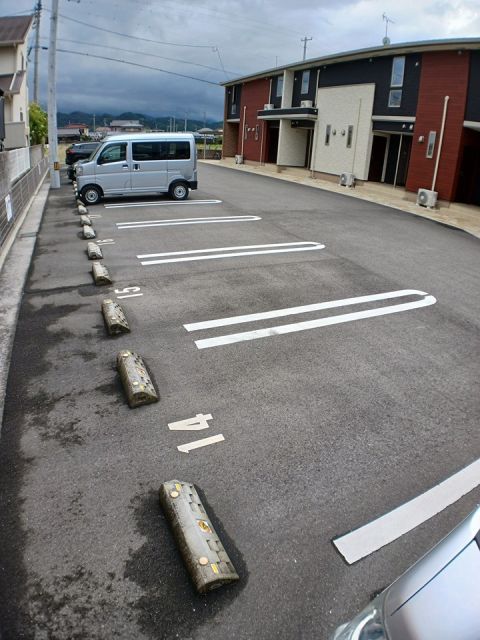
[104, 198, 222, 209]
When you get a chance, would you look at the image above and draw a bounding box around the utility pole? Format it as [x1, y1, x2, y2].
[301, 36, 312, 61]
[47, 0, 60, 188]
[33, 1, 42, 103]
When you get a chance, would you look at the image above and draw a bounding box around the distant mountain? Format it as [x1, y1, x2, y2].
[57, 111, 223, 130]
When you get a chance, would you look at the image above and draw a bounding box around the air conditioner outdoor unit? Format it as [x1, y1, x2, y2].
[263, 104, 274, 110]
[300, 100, 313, 108]
[235, 154, 244, 164]
[417, 188, 438, 208]
[339, 172, 355, 187]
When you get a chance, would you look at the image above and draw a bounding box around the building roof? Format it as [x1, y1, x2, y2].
[110, 120, 143, 127]
[0, 15, 33, 46]
[0, 70, 25, 95]
[221, 37, 480, 86]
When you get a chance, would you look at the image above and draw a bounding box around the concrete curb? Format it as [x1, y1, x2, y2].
[0, 179, 50, 431]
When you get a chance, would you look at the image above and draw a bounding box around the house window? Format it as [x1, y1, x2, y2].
[301, 70, 310, 94]
[388, 89, 402, 108]
[231, 104, 237, 115]
[346, 125, 354, 148]
[391, 56, 405, 87]
[276, 76, 284, 98]
[426, 131, 436, 158]
[325, 124, 331, 145]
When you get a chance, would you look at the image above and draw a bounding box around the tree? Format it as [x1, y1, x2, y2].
[29, 102, 48, 145]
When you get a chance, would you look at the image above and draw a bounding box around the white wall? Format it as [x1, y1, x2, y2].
[311, 84, 375, 180]
[281, 70, 294, 108]
[0, 49, 15, 74]
[277, 120, 308, 166]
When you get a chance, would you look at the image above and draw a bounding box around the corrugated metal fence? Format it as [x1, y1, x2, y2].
[0, 146, 48, 252]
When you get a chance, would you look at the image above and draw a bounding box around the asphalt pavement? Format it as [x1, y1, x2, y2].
[0, 163, 479, 639]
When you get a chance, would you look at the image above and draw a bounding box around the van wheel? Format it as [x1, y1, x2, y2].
[81, 185, 102, 205]
[170, 182, 189, 201]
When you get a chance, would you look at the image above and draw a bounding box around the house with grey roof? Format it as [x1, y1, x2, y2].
[0, 14, 33, 149]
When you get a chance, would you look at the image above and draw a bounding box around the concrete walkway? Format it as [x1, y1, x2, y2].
[201, 158, 480, 240]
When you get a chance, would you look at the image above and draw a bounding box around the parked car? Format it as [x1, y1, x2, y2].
[332, 506, 480, 640]
[65, 142, 100, 165]
[67, 159, 88, 182]
[76, 133, 198, 205]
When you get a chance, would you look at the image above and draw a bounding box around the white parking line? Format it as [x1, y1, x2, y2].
[104, 199, 222, 209]
[168, 413, 212, 431]
[333, 457, 480, 564]
[187, 290, 436, 349]
[185, 290, 428, 331]
[116, 215, 261, 229]
[138, 241, 325, 266]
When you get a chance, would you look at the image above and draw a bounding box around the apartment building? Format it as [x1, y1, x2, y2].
[222, 38, 480, 206]
[0, 15, 33, 149]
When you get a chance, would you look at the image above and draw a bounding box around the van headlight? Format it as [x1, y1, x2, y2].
[332, 598, 387, 640]
[75, 165, 83, 176]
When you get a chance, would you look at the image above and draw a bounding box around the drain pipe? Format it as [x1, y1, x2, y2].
[431, 95, 449, 192]
[240, 105, 246, 159]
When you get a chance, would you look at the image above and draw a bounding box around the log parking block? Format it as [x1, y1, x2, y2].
[86, 242, 103, 260]
[92, 262, 112, 285]
[80, 214, 92, 226]
[159, 480, 240, 594]
[83, 225, 96, 239]
[78, 204, 88, 215]
[102, 299, 130, 335]
[116, 351, 158, 408]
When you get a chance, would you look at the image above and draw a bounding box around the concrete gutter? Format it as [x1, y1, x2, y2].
[201, 159, 480, 240]
[0, 179, 50, 429]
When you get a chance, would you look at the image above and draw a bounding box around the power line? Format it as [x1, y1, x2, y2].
[44, 47, 221, 86]
[39, 36, 238, 76]
[45, 9, 214, 49]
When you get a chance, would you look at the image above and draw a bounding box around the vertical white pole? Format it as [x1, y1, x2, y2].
[432, 96, 450, 192]
[47, 0, 60, 188]
[393, 134, 403, 188]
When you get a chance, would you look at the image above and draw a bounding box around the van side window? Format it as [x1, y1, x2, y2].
[167, 142, 191, 160]
[132, 142, 166, 161]
[98, 143, 127, 164]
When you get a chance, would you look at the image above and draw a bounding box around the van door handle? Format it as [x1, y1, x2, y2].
[122, 164, 129, 170]
[133, 163, 140, 171]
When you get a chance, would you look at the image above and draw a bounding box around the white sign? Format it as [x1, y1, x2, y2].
[5, 195, 13, 222]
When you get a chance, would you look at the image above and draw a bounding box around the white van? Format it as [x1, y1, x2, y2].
[75, 133, 198, 205]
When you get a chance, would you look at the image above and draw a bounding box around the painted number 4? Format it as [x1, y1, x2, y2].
[168, 413, 225, 453]
[114, 286, 143, 300]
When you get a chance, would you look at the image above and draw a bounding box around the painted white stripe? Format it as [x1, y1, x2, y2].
[168, 413, 212, 431]
[138, 241, 324, 265]
[193, 295, 436, 349]
[185, 289, 428, 332]
[116, 293, 143, 299]
[177, 434, 225, 453]
[333, 457, 480, 564]
[104, 199, 222, 209]
[117, 215, 261, 229]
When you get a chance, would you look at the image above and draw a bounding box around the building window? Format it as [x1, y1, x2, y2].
[232, 85, 237, 102]
[426, 131, 436, 158]
[325, 124, 331, 145]
[388, 89, 402, 108]
[276, 76, 283, 98]
[255, 124, 260, 141]
[346, 125, 353, 148]
[231, 104, 237, 115]
[301, 70, 310, 94]
[391, 56, 405, 87]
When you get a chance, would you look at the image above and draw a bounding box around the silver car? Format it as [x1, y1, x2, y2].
[332, 506, 480, 640]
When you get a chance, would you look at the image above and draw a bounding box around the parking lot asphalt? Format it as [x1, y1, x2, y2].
[1, 163, 479, 639]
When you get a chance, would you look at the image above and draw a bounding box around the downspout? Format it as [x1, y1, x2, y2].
[431, 95, 450, 192]
[241, 105, 246, 158]
[309, 69, 321, 176]
[393, 134, 403, 189]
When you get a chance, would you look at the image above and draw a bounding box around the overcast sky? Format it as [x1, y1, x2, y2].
[2, 0, 479, 120]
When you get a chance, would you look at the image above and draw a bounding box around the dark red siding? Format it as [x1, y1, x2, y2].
[239, 78, 270, 162]
[406, 51, 470, 200]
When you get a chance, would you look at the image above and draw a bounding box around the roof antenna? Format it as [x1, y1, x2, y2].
[382, 13, 394, 45]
